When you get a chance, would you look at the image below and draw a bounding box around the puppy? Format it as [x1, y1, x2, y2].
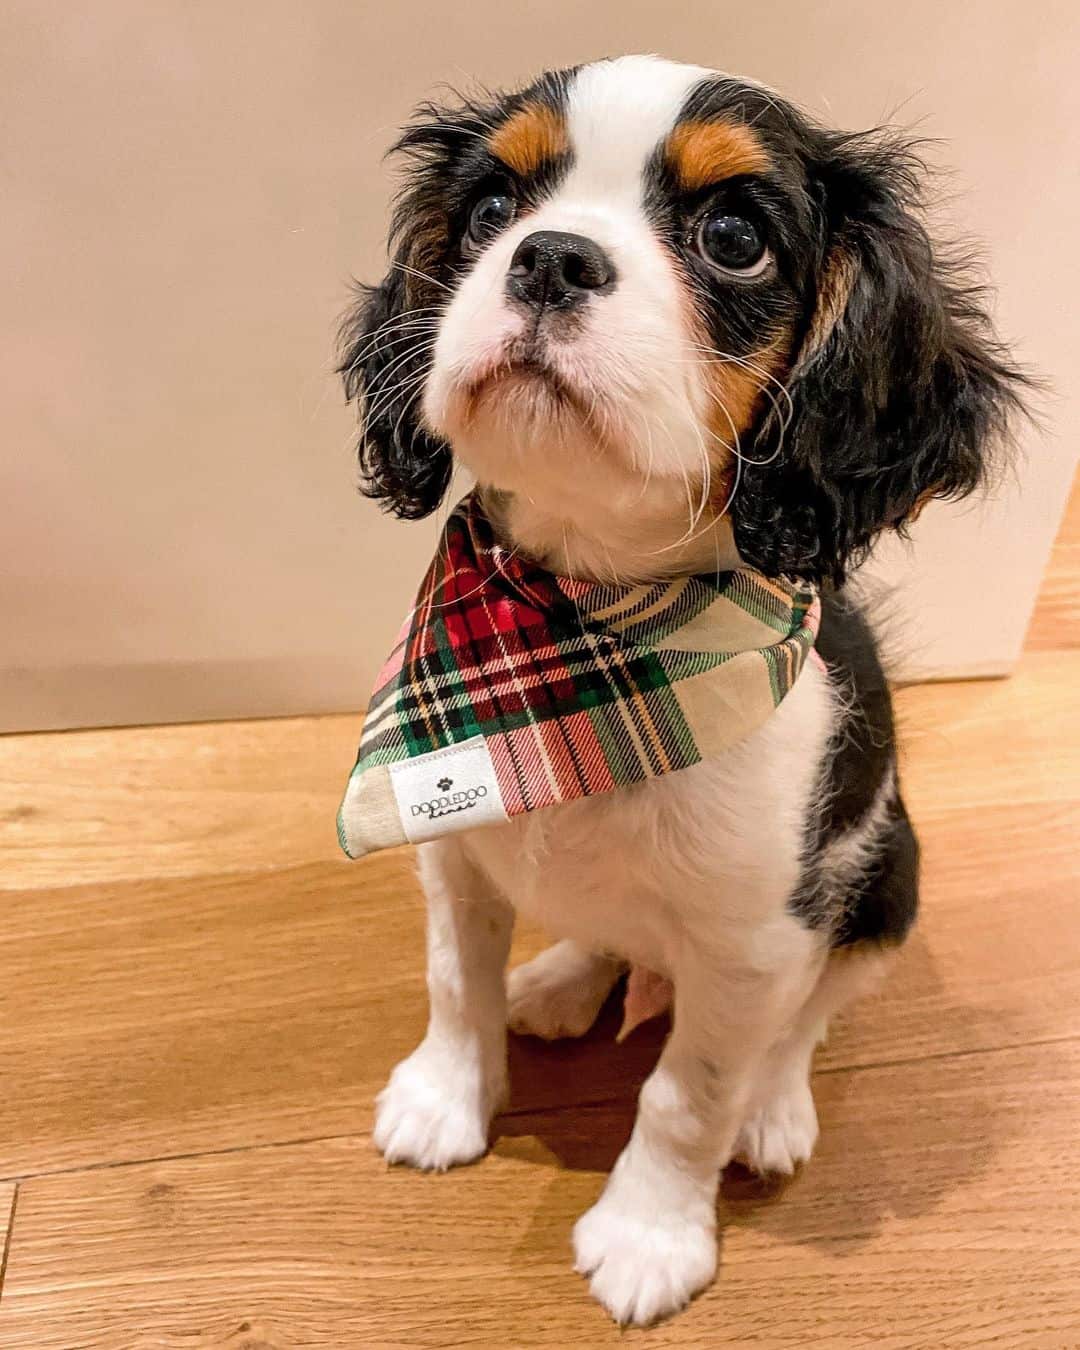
[339, 55, 1023, 1325]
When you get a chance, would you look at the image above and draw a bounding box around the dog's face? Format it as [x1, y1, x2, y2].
[421, 59, 792, 531]
[342, 56, 1022, 583]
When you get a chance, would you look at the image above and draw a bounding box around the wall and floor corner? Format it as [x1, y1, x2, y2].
[3, 1, 1078, 733]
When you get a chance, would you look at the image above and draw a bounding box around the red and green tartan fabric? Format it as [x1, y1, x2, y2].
[338, 492, 820, 859]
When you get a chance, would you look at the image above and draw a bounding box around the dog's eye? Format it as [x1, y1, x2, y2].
[466, 193, 517, 250]
[696, 213, 769, 276]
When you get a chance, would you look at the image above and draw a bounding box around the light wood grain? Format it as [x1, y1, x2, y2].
[2, 1039, 1078, 1349]
[894, 649, 1080, 817]
[0, 714, 356, 888]
[1027, 466, 1080, 650]
[3, 784, 1078, 1182]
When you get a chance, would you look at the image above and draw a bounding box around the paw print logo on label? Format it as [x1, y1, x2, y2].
[436, 776, 453, 792]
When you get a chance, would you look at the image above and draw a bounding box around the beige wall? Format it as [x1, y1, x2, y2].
[3, 0, 1077, 731]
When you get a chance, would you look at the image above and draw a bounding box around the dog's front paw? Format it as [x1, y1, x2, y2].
[373, 1041, 504, 1171]
[733, 1076, 819, 1176]
[507, 941, 622, 1040]
[573, 1185, 717, 1325]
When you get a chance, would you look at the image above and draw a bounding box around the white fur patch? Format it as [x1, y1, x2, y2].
[563, 56, 712, 202]
[373, 1040, 493, 1171]
[574, 1173, 717, 1325]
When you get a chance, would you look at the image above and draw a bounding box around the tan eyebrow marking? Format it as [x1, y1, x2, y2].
[665, 119, 771, 190]
[489, 102, 569, 176]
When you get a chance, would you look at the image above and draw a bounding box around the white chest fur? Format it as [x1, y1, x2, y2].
[453, 659, 836, 973]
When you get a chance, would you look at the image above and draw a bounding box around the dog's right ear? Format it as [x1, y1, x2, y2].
[340, 94, 512, 519]
[338, 257, 452, 520]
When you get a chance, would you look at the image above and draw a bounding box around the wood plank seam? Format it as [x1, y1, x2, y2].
[0, 1183, 19, 1306]
[4, 1030, 1079, 1191]
[808, 1030, 1080, 1078]
[0, 1131, 365, 1189]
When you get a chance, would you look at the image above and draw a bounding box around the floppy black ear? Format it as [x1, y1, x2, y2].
[338, 258, 452, 521]
[339, 99, 483, 520]
[340, 93, 519, 519]
[733, 134, 1029, 585]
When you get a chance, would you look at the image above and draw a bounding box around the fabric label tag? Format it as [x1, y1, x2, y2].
[388, 735, 509, 844]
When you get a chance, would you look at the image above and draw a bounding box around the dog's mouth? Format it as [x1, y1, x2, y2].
[456, 338, 594, 427]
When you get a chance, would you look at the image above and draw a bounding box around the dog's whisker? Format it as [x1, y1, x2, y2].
[341, 313, 444, 374]
[405, 120, 492, 145]
[390, 260, 454, 293]
[358, 370, 431, 442]
[418, 542, 527, 614]
[356, 333, 436, 396]
[342, 322, 443, 377]
[357, 361, 432, 439]
[632, 410, 658, 502]
[389, 378, 431, 456]
[714, 425, 745, 519]
[343, 301, 443, 350]
[699, 379, 789, 468]
[680, 341, 795, 466]
[682, 339, 793, 412]
[357, 356, 431, 426]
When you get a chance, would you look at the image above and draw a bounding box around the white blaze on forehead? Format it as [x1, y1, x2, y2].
[564, 56, 714, 201]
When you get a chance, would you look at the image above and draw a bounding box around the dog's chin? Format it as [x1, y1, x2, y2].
[460, 361, 591, 434]
[436, 359, 608, 480]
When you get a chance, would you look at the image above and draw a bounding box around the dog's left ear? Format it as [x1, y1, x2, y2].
[733, 133, 1030, 584]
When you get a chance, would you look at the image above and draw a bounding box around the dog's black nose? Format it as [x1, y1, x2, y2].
[506, 231, 616, 311]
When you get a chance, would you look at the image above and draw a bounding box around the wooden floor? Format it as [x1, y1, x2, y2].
[2, 482, 1078, 1349]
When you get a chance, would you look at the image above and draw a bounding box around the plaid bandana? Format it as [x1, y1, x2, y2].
[338, 492, 820, 859]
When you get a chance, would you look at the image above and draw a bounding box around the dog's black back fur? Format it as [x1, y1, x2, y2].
[790, 590, 919, 947]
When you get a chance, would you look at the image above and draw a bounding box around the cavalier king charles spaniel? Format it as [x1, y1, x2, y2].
[338, 55, 1023, 1325]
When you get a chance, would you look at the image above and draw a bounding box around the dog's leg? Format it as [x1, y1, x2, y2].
[573, 921, 821, 1325]
[729, 1017, 822, 1178]
[507, 940, 624, 1040]
[373, 838, 513, 1171]
[735, 942, 892, 1175]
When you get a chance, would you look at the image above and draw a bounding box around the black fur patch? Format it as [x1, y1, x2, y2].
[790, 590, 918, 947]
[832, 800, 920, 948]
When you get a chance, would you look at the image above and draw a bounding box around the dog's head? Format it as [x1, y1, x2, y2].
[341, 55, 1024, 583]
